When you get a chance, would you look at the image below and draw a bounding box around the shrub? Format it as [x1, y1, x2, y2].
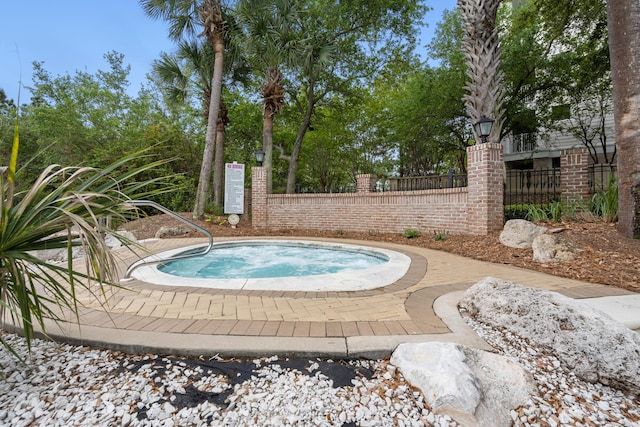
[404, 229, 421, 239]
[504, 204, 531, 220]
[525, 204, 550, 222]
[433, 231, 448, 241]
[590, 177, 618, 222]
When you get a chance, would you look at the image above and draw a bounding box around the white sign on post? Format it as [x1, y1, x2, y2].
[224, 162, 245, 214]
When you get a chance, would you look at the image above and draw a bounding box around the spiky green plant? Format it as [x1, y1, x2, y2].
[590, 176, 618, 222]
[404, 229, 421, 239]
[525, 204, 549, 222]
[0, 150, 175, 360]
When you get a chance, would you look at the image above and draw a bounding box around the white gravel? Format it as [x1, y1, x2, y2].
[1, 320, 639, 426]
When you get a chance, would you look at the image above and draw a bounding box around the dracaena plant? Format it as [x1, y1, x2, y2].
[1, 106, 176, 363]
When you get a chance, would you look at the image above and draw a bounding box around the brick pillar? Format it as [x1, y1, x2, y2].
[466, 143, 504, 235]
[251, 167, 268, 229]
[560, 148, 590, 207]
[356, 174, 377, 193]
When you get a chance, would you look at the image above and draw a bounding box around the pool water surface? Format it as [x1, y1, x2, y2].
[128, 240, 411, 292]
[158, 243, 387, 279]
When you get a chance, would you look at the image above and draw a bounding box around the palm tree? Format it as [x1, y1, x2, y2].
[606, 0, 640, 238]
[153, 40, 228, 206]
[457, 0, 505, 144]
[0, 150, 175, 357]
[236, 0, 304, 193]
[141, 0, 226, 219]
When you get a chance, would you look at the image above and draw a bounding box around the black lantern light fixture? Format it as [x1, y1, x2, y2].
[474, 115, 495, 144]
[254, 149, 265, 167]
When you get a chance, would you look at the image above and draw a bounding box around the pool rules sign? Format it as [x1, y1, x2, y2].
[224, 162, 244, 214]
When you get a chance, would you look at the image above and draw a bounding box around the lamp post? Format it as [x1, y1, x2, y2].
[474, 115, 495, 144]
[254, 149, 265, 167]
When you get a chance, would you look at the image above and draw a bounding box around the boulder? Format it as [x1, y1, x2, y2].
[105, 230, 137, 249]
[32, 246, 85, 263]
[532, 234, 577, 263]
[459, 277, 640, 396]
[391, 342, 535, 427]
[154, 225, 190, 239]
[499, 219, 547, 249]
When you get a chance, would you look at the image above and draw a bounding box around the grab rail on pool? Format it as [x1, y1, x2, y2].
[122, 200, 213, 279]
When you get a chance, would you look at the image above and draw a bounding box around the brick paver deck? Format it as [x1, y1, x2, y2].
[66, 236, 635, 342]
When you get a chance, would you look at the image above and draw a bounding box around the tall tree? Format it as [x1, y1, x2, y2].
[281, 0, 426, 193]
[141, 0, 226, 219]
[534, 0, 639, 237]
[236, 0, 305, 194]
[606, 0, 640, 238]
[457, 0, 504, 144]
[152, 35, 247, 207]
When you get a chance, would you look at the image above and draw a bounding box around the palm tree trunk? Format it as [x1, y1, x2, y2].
[193, 15, 225, 219]
[261, 66, 285, 194]
[458, 0, 504, 143]
[212, 100, 228, 206]
[263, 108, 274, 194]
[213, 117, 226, 206]
[607, 0, 640, 238]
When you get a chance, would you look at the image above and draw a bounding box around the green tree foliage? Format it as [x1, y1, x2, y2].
[277, 0, 428, 193]
[367, 9, 470, 177]
[500, 1, 612, 149]
[0, 53, 202, 212]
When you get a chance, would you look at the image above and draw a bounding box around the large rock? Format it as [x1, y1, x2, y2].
[499, 219, 548, 248]
[105, 230, 138, 249]
[391, 342, 535, 427]
[32, 230, 138, 263]
[32, 246, 85, 263]
[154, 225, 190, 239]
[459, 277, 640, 396]
[532, 234, 577, 263]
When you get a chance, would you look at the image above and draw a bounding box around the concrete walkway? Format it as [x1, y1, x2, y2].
[37, 237, 637, 359]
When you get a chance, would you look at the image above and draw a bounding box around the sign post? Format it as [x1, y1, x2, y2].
[224, 162, 244, 214]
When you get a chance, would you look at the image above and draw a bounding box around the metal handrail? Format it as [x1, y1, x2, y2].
[123, 200, 213, 279]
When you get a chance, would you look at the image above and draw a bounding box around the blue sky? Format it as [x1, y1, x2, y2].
[0, 1, 457, 103]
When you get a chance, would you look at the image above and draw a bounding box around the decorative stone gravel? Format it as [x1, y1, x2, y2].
[1, 324, 639, 426]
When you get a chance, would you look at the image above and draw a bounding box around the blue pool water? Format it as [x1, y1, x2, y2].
[157, 243, 388, 279]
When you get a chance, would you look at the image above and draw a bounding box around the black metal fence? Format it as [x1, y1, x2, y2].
[504, 168, 561, 207]
[294, 165, 616, 201]
[589, 164, 617, 192]
[295, 184, 356, 194]
[382, 172, 468, 192]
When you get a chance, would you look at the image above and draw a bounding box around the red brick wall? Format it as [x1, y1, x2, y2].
[356, 174, 377, 193]
[251, 167, 268, 229]
[561, 148, 590, 206]
[466, 143, 505, 234]
[264, 188, 469, 234]
[251, 143, 506, 236]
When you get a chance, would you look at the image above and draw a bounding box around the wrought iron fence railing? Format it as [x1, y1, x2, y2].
[291, 165, 616, 201]
[504, 168, 561, 207]
[381, 172, 468, 192]
[588, 164, 617, 192]
[294, 184, 356, 194]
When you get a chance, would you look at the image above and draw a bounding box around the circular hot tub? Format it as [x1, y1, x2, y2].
[128, 240, 411, 292]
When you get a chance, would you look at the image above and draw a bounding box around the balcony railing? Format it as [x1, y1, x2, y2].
[510, 133, 537, 153]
